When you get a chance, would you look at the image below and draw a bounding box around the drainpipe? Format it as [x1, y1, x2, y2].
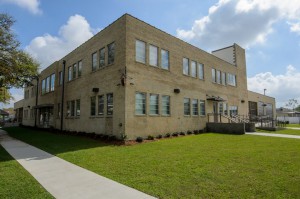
[34, 76, 39, 127]
[60, 60, 66, 131]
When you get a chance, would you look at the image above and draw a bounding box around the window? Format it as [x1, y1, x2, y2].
[192, 99, 198, 116]
[221, 72, 226, 85]
[216, 70, 221, 84]
[258, 101, 264, 115]
[90, 96, 96, 116]
[76, 99, 80, 116]
[78, 61, 82, 77]
[227, 73, 236, 86]
[107, 93, 113, 115]
[50, 73, 55, 91]
[92, 52, 97, 71]
[73, 63, 77, 79]
[99, 48, 105, 67]
[161, 49, 169, 70]
[57, 103, 61, 118]
[46, 76, 50, 92]
[42, 79, 46, 94]
[161, 95, 170, 116]
[71, 100, 75, 116]
[183, 58, 189, 75]
[266, 103, 273, 117]
[219, 103, 223, 114]
[229, 106, 238, 116]
[149, 94, 159, 115]
[149, 45, 158, 67]
[59, 71, 63, 85]
[200, 100, 205, 116]
[66, 101, 70, 117]
[198, 63, 204, 80]
[68, 66, 72, 81]
[224, 103, 228, 115]
[98, 95, 104, 115]
[135, 92, 146, 115]
[212, 68, 216, 83]
[108, 42, 115, 65]
[191, 61, 196, 77]
[136, 40, 146, 63]
[184, 98, 190, 115]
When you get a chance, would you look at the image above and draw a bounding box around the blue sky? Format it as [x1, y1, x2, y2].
[1, 0, 300, 108]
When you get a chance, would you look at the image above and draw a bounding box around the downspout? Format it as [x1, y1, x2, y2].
[60, 60, 66, 131]
[34, 76, 39, 127]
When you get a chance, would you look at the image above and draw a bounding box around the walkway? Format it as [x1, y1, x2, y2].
[0, 130, 156, 199]
[246, 132, 300, 139]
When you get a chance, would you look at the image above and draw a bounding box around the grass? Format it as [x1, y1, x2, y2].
[286, 124, 300, 128]
[4, 127, 300, 199]
[257, 128, 300, 136]
[0, 145, 53, 199]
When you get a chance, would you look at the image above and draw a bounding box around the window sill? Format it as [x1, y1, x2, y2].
[149, 114, 160, 117]
[135, 114, 146, 117]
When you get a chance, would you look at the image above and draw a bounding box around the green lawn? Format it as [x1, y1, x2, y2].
[286, 124, 300, 128]
[4, 127, 300, 199]
[0, 145, 53, 199]
[257, 128, 300, 136]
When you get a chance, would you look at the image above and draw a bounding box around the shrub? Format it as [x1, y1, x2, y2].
[180, 132, 185, 136]
[136, 137, 144, 143]
[187, 130, 192, 135]
[147, 135, 155, 140]
[165, 133, 171, 138]
[108, 135, 117, 141]
[172, 132, 179, 137]
[120, 133, 127, 141]
[156, 134, 163, 139]
[194, 130, 199, 135]
[102, 135, 109, 140]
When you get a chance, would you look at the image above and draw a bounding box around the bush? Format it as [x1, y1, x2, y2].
[165, 133, 171, 138]
[194, 130, 199, 135]
[120, 133, 127, 141]
[147, 135, 155, 140]
[180, 132, 185, 136]
[156, 134, 163, 139]
[102, 135, 109, 140]
[108, 135, 117, 141]
[187, 130, 192, 135]
[172, 132, 179, 137]
[136, 137, 144, 143]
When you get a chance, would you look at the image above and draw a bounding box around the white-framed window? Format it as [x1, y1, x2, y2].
[92, 52, 97, 71]
[149, 45, 158, 67]
[216, 70, 221, 84]
[198, 63, 204, 80]
[229, 106, 238, 116]
[76, 99, 80, 116]
[184, 98, 190, 116]
[108, 42, 115, 65]
[149, 94, 159, 115]
[78, 60, 82, 77]
[99, 47, 105, 67]
[183, 58, 189, 75]
[227, 73, 236, 86]
[135, 92, 146, 115]
[107, 93, 113, 115]
[200, 100, 205, 116]
[90, 96, 96, 116]
[221, 72, 226, 85]
[192, 99, 198, 116]
[161, 95, 170, 116]
[191, 61, 197, 77]
[161, 49, 169, 70]
[136, 40, 146, 63]
[68, 66, 72, 81]
[73, 63, 77, 79]
[212, 68, 216, 83]
[98, 95, 104, 115]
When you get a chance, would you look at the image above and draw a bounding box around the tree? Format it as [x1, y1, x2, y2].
[0, 13, 39, 103]
[285, 99, 298, 116]
[295, 105, 300, 112]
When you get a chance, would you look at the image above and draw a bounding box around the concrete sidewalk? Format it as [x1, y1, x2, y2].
[0, 130, 156, 199]
[246, 132, 300, 139]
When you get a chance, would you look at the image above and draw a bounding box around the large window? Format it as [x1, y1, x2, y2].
[161, 95, 170, 116]
[50, 73, 55, 91]
[227, 73, 236, 86]
[200, 100, 205, 116]
[191, 61, 196, 77]
[198, 63, 204, 80]
[229, 106, 238, 116]
[66, 101, 70, 117]
[212, 68, 216, 83]
[149, 45, 158, 67]
[135, 92, 146, 115]
[78, 61, 82, 77]
[221, 72, 226, 85]
[184, 98, 190, 115]
[266, 103, 273, 117]
[224, 103, 228, 115]
[76, 99, 80, 116]
[59, 71, 63, 85]
[68, 66, 72, 81]
[73, 63, 77, 79]
[192, 99, 198, 116]
[108, 42, 115, 65]
[46, 76, 50, 92]
[219, 103, 223, 114]
[71, 100, 75, 116]
[161, 49, 169, 70]
[183, 58, 189, 75]
[41, 79, 46, 94]
[92, 52, 97, 71]
[90, 96, 96, 116]
[149, 94, 159, 115]
[99, 48, 105, 67]
[98, 95, 104, 115]
[136, 40, 146, 63]
[216, 70, 221, 84]
[107, 93, 113, 115]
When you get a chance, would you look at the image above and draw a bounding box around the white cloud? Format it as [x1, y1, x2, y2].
[0, 0, 42, 15]
[248, 65, 300, 107]
[288, 22, 300, 35]
[25, 14, 96, 70]
[177, 0, 300, 50]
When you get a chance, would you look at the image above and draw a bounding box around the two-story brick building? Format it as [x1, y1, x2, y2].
[14, 14, 276, 139]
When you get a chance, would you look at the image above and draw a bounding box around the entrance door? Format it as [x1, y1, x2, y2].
[213, 102, 218, 122]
